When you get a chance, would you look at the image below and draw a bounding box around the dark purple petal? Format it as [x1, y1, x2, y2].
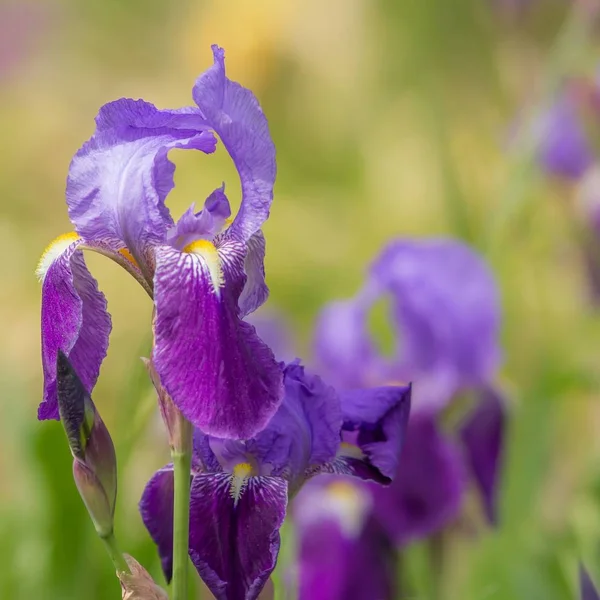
[537, 96, 594, 180]
[370, 415, 466, 545]
[314, 294, 380, 389]
[167, 186, 232, 250]
[238, 231, 268, 317]
[581, 566, 600, 600]
[153, 239, 283, 438]
[247, 361, 341, 486]
[192, 45, 276, 242]
[189, 473, 287, 600]
[294, 476, 396, 600]
[459, 387, 506, 524]
[139, 465, 175, 582]
[38, 238, 111, 420]
[339, 385, 411, 480]
[371, 238, 501, 411]
[67, 98, 217, 267]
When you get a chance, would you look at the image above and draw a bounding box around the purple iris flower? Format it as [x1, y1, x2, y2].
[139, 360, 411, 600]
[315, 238, 506, 542]
[293, 475, 397, 600]
[533, 75, 600, 181]
[36, 45, 283, 439]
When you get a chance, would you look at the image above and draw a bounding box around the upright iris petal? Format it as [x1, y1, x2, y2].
[315, 296, 380, 389]
[38, 238, 111, 420]
[317, 238, 501, 411]
[371, 239, 501, 408]
[66, 98, 217, 271]
[192, 45, 277, 243]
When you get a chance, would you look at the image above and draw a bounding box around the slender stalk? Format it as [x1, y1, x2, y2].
[171, 416, 193, 600]
[100, 531, 130, 575]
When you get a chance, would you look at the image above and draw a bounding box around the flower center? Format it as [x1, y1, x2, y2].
[229, 461, 255, 506]
[183, 239, 224, 293]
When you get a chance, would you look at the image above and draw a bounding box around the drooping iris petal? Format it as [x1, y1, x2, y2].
[247, 361, 342, 485]
[39, 239, 111, 420]
[153, 240, 283, 439]
[192, 45, 276, 242]
[371, 238, 501, 411]
[167, 186, 232, 250]
[370, 415, 466, 545]
[294, 477, 396, 600]
[580, 565, 600, 600]
[139, 465, 175, 582]
[339, 385, 411, 480]
[314, 294, 379, 389]
[459, 387, 506, 524]
[238, 231, 268, 317]
[66, 98, 217, 266]
[537, 96, 593, 180]
[188, 473, 287, 600]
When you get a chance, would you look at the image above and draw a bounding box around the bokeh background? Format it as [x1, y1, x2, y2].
[2, 0, 600, 598]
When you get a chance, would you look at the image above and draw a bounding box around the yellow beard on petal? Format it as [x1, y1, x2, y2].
[229, 462, 255, 507]
[183, 239, 225, 293]
[36, 232, 80, 282]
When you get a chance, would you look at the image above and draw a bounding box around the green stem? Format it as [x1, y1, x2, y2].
[100, 531, 130, 575]
[171, 418, 193, 600]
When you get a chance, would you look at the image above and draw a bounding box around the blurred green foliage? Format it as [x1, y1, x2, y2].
[1, 0, 600, 598]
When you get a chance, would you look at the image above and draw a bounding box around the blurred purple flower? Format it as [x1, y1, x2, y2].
[37, 45, 283, 439]
[581, 566, 600, 600]
[245, 308, 296, 363]
[294, 476, 397, 600]
[315, 238, 506, 542]
[139, 361, 410, 600]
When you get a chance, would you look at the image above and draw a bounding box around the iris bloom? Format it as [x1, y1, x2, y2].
[139, 360, 411, 600]
[314, 238, 506, 542]
[36, 45, 283, 439]
[294, 475, 397, 600]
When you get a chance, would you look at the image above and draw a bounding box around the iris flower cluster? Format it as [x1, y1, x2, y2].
[37, 45, 411, 600]
[256, 238, 507, 598]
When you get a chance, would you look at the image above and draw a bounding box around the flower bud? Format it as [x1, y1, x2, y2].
[56, 350, 117, 537]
